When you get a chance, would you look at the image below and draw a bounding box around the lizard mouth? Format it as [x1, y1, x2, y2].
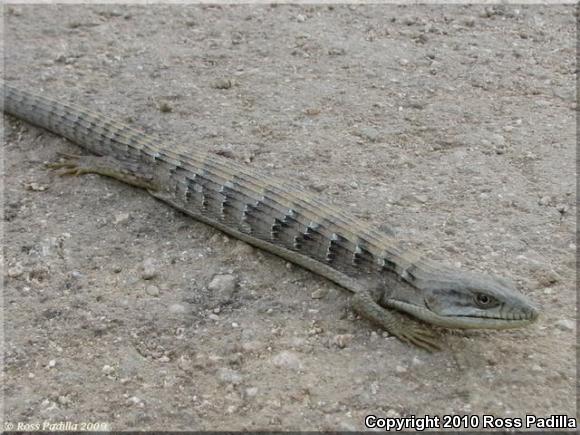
[385, 299, 539, 330]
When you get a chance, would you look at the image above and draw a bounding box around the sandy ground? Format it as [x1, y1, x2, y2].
[2, 4, 577, 431]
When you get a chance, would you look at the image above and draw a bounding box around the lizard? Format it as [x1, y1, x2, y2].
[2, 82, 540, 351]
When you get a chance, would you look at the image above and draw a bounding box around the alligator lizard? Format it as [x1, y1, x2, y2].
[2, 83, 539, 351]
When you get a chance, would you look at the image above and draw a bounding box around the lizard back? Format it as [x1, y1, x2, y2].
[3, 83, 419, 291]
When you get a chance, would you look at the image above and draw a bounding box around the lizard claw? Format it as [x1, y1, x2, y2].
[46, 153, 86, 176]
[395, 326, 441, 352]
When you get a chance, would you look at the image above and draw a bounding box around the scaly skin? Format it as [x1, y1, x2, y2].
[2, 83, 540, 350]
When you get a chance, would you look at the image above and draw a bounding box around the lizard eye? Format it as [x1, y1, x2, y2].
[475, 293, 498, 308]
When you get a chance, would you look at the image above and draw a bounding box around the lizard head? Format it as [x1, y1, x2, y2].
[384, 268, 540, 329]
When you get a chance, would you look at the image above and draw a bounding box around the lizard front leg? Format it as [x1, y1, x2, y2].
[352, 290, 441, 352]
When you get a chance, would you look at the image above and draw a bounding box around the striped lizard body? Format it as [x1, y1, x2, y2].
[3, 83, 539, 350]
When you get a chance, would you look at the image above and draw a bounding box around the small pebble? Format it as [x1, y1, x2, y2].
[328, 47, 346, 56]
[554, 319, 574, 332]
[395, 365, 407, 373]
[271, 351, 303, 371]
[57, 395, 70, 405]
[7, 263, 25, 278]
[169, 303, 187, 314]
[414, 194, 428, 204]
[356, 126, 381, 142]
[530, 263, 560, 287]
[212, 78, 233, 89]
[127, 396, 142, 406]
[490, 133, 506, 146]
[414, 33, 428, 44]
[386, 409, 401, 418]
[113, 212, 130, 225]
[178, 356, 193, 373]
[48, 360, 56, 368]
[333, 334, 354, 349]
[463, 16, 476, 27]
[158, 101, 173, 113]
[24, 182, 48, 192]
[309, 182, 328, 192]
[141, 258, 158, 280]
[102, 365, 115, 375]
[538, 196, 552, 206]
[208, 274, 238, 304]
[146, 285, 160, 297]
[397, 194, 428, 205]
[245, 387, 259, 397]
[311, 288, 327, 299]
[304, 107, 321, 116]
[218, 367, 242, 385]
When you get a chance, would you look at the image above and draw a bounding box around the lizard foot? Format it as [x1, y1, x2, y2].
[47, 152, 158, 190]
[352, 291, 441, 352]
[46, 152, 96, 176]
[392, 323, 441, 352]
